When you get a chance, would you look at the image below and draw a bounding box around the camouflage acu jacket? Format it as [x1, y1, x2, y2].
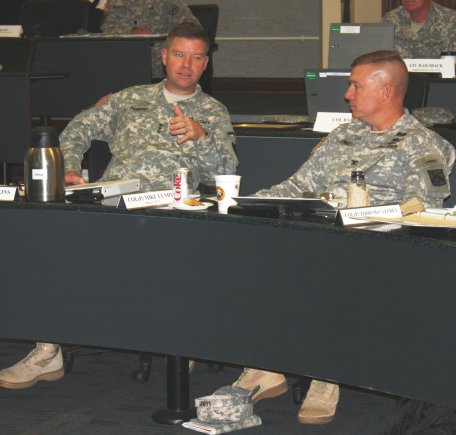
[383, 1, 456, 58]
[60, 80, 238, 191]
[101, 0, 197, 34]
[256, 113, 456, 208]
[101, 1, 199, 78]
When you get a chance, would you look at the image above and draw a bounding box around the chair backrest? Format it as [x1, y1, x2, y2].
[431, 126, 456, 207]
[189, 4, 219, 94]
[20, 0, 90, 37]
[189, 4, 218, 47]
[0, 0, 28, 24]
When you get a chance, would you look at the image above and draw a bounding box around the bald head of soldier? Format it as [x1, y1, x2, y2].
[344, 50, 409, 131]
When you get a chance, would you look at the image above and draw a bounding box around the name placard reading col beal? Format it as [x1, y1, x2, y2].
[121, 190, 174, 210]
[313, 112, 352, 133]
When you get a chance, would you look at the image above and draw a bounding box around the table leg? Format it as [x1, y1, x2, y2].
[152, 355, 196, 424]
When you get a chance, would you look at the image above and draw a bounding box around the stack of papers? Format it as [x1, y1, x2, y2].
[356, 208, 456, 228]
[182, 415, 261, 434]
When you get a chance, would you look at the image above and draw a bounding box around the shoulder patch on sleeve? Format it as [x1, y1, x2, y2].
[413, 154, 450, 194]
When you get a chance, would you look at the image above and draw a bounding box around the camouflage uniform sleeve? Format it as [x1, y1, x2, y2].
[254, 137, 331, 197]
[157, 0, 199, 30]
[193, 104, 238, 186]
[59, 97, 118, 175]
[399, 129, 455, 208]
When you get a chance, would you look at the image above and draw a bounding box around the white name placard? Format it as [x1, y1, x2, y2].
[338, 204, 402, 226]
[340, 25, 360, 34]
[0, 26, 22, 37]
[404, 57, 455, 78]
[122, 189, 173, 210]
[0, 186, 17, 201]
[313, 112, 352, 133]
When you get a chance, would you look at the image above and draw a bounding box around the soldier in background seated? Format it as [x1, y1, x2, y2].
[383, 0, 456, 58]
[101, 0, 199, 77]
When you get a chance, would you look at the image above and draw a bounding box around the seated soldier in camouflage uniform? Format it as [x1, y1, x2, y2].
[101, 0, 199, 77]
[231, 50, 455, 426]
[0, 21, 238, 390]
[383, 0, 456, 58]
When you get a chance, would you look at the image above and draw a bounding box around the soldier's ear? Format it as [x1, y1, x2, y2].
[161, 48, 168, 66]
[383, 84, 392, 101]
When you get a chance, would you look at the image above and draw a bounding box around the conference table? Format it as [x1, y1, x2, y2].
[1, 199, 456, 422]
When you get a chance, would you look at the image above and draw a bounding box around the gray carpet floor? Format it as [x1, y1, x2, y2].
[0, 340, 398, 435]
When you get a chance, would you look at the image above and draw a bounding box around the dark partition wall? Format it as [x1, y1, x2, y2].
[186, 0, 322, 77]
[31, 38, 154, 119]
[0, 74, 31, 163]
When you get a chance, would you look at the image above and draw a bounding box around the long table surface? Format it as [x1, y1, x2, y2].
[1, 200, 456, 409]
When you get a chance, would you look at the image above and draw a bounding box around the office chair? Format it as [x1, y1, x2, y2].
[404, 73, 429, 111]
[20, 0, 90, 37]
[430, 125, 456, 207]
[189, 4, 219, 95]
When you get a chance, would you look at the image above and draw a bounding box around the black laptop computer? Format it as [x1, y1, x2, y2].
[328, 23, 394, 69]
[304, 70, 350, 123]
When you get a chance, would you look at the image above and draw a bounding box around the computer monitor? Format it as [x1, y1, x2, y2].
[425, 78, 456, 117]
[304, 70, 350, 122]
[328, 23, 394, 69]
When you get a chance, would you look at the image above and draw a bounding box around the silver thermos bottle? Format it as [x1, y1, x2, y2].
[24, 126, 65, 202]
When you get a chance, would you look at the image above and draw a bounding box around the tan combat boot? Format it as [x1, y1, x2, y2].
[298, 380, 339, 424]
[0, 342, 64, 389]
[232, 368, 288, 403]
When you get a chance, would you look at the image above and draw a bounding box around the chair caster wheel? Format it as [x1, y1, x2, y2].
[292, 378, 312, 404]
[207, 362, 224, 372]
[63, 353, 74, 374]
[131, 353, 152, 383]
[131, 367, 151, 383]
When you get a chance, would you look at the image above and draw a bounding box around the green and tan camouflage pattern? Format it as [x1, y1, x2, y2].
[197, 401, 253, 423]
[383, 1, 456, 58]
[255, 113, 456, 208]
[60, 80, 238, 191]
[101, 0, 197, 34]
[101, 0, 199, 76]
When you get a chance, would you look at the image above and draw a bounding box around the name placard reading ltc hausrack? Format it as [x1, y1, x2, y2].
[0, 26, 22, 37]
[404, 58, 455, 78]
[338, 204, 402, 226]
[0, 186, 17, 201]
[120, 190, 174, 210]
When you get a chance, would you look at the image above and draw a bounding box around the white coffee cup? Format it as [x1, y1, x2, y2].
[215, 175, 241, 214]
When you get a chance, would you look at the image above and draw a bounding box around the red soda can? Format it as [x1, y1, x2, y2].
[173, 168, 193, 202]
